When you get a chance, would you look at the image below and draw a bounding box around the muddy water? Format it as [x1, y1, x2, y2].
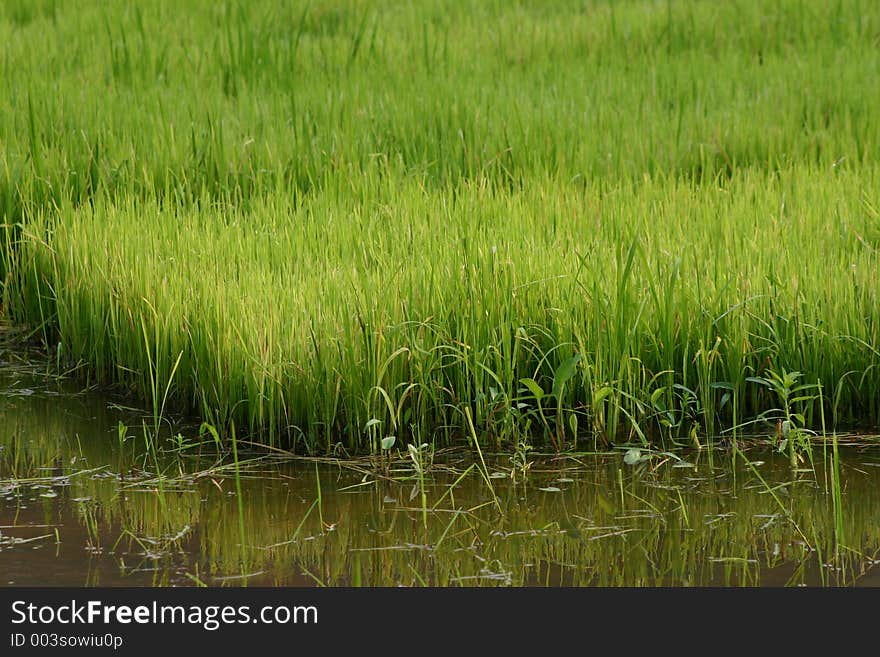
[2, 365, 880, 587]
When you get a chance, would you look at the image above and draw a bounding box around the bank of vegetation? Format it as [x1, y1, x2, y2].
[1, 0, 878, 452]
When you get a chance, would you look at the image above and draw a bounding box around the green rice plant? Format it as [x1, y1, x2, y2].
[229, 422, 248, 575]
[830, 432, 845, 555]
[407, 441, 430, 529]
[747, 370, 822, 467]
[509, 437, 534, 482]
[8, 165, 880, 453]
[1, 0, 879, 454]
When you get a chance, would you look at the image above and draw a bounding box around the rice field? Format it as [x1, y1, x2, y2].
[1, 0, 879, 453]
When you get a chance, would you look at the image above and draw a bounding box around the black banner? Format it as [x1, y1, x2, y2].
[0, 587, 871, 653]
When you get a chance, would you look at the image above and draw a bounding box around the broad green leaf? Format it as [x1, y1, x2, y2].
[538, 486, 561, 493]
[593, 386, 613, 404]
[673, 383, 697, 397]
[519, 378, 545, 401]
[552, 354, 582, 398]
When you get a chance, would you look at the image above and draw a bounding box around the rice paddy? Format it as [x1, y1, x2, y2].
[1, 0, 879, 454]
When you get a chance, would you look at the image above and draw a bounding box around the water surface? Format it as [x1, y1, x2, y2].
[2, 362, 880, 587]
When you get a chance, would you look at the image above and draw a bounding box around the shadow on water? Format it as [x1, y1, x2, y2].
[2, 360, 880, 586]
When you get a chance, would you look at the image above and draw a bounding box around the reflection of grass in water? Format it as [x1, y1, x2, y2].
[6, 406, 880, 586]
[0, 378, 876, 587]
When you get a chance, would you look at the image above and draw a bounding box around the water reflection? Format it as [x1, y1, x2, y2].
[2, 365, 880, 586]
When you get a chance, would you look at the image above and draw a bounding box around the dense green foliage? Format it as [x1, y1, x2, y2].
[2, 0, 879, 451]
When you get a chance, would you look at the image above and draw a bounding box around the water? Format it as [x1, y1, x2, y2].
[2, 362, 880, 586]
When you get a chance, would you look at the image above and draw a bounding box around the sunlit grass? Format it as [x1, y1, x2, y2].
[9, 168, 880, 450]
[1, 0, 879, 451]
